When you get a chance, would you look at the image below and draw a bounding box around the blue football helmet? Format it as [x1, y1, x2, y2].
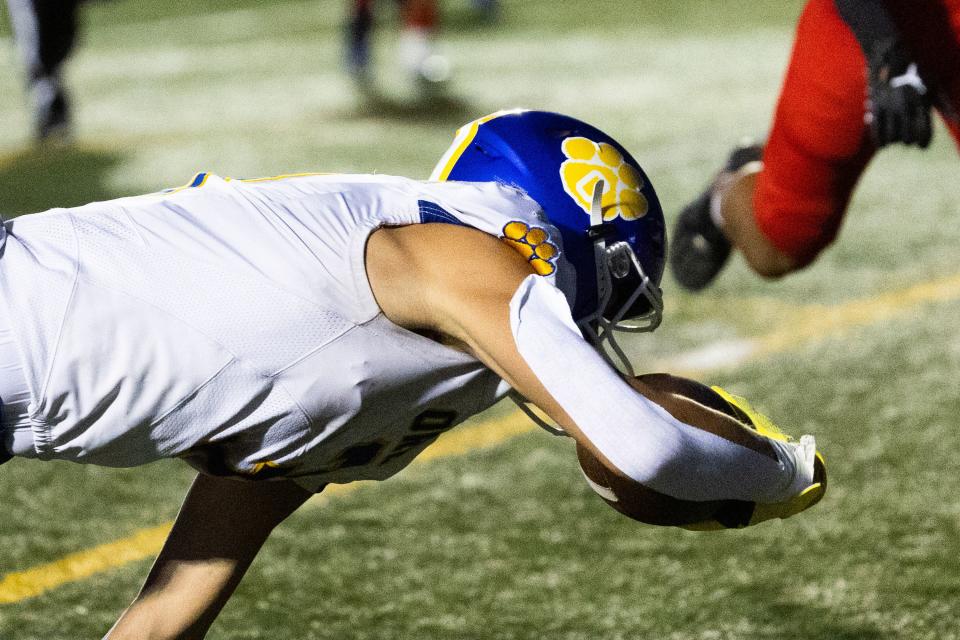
[431, 109, 665, 372]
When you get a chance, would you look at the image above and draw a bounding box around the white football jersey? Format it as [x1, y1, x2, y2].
[0, 173, 563, 491]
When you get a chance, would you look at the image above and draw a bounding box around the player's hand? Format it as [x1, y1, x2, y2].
[865, 39, 933, 149]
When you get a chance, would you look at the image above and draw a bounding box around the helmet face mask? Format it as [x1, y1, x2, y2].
[432, 109, 666, 373]
[602, 244, 663, 332]
[574, 181, 663, 375]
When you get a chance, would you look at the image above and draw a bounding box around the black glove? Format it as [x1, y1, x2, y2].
[866, 38, 933, 148]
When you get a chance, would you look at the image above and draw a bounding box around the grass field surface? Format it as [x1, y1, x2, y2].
[1, 1, 959, 638]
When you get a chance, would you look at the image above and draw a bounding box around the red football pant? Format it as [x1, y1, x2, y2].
[755, 0, 960, 266]
[350, 0, 437, 30]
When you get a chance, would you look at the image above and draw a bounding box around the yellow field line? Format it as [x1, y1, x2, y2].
[662, 274, 960, 376]
[3, 272, 960, 604]
[0, 411, 535, 604]
[0, 525, 172, 605]
[755, 274, 960, 358]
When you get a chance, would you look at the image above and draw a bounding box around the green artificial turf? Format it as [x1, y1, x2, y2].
[2, 0, 959, 637]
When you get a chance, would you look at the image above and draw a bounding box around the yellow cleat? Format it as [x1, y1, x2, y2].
[681, 386, 827, 530]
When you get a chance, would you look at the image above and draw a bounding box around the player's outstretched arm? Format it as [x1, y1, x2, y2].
[104, 473, 311, 640]
[367, 223, 578, 433]
[367, 224, 816, 514]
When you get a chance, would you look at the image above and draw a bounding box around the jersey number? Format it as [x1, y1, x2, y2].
[324, 410, 458, 472]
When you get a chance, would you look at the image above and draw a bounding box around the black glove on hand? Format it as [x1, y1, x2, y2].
[866, 38, 933, 148]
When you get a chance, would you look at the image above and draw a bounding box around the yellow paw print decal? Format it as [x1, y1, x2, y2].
[559, 137, 649, 221]
[502, 221, 558, 276]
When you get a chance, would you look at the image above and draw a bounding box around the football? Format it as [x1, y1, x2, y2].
[576, 373, 756, 528]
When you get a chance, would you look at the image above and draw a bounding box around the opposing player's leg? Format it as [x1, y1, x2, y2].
[671, 0, 875, 288]
[669, 142, 775, 289]
[718, 162, 801, 278]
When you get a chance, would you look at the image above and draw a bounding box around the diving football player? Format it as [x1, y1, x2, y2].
[0, 110, 824, 638]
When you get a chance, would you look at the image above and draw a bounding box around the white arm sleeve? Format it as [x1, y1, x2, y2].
[509, 275, 800, 503]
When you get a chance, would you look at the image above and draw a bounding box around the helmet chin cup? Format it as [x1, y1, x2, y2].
[576, 180, 664, 376]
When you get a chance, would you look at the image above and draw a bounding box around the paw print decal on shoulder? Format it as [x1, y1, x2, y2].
[559, 137, 649, 221]
[502, 221, 558, 276]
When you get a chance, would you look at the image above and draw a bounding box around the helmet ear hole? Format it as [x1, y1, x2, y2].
[473, 143, 499, 159]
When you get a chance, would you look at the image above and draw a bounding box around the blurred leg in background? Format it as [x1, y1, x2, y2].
[345, 0, 374, 87]
[398, 0, 448, 91]
[5, 0, 83, 142]
[470, 0, 498, 22]
[345, 0, 450, 97]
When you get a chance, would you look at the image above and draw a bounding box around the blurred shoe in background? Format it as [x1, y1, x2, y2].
[32, 74, 72, 143]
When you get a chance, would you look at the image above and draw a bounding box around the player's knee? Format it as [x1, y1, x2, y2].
[747, 252, 798, 279]
[738, 236, 799, 279]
